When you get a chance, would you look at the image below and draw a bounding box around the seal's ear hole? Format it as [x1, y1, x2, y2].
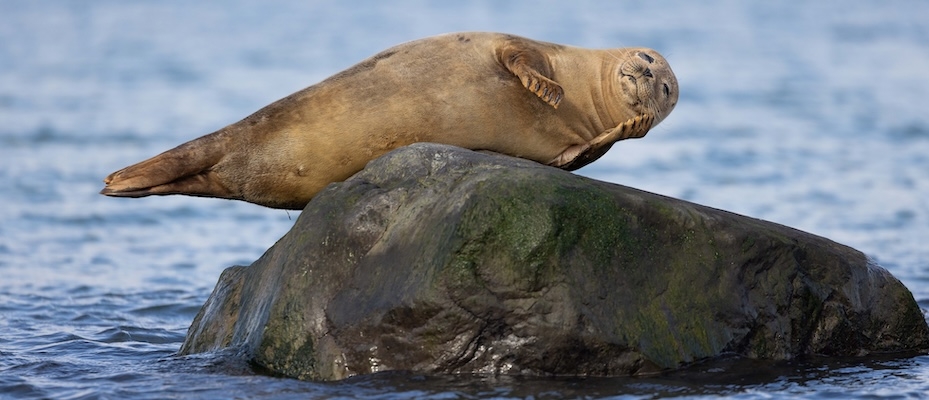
[663, 83, 671, 97]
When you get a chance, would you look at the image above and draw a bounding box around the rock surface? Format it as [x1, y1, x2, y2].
[179, 143, 929, 381]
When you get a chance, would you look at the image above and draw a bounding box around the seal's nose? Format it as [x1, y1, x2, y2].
[637, 52, 654, 63]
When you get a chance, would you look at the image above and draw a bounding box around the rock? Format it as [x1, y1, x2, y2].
[178, 143, 929, 381]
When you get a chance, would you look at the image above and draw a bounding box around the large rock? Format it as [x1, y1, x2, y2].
[179, 143, 929, 381]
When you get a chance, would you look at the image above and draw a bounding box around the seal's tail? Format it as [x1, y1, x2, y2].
[100, 131, 235, 199]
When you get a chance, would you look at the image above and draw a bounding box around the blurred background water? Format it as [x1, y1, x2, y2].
[1, 1, 928, 398]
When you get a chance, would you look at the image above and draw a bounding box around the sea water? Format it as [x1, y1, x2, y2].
[2, 1, 928, 398]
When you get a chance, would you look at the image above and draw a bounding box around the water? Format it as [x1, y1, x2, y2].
[2, 0, 928, 398]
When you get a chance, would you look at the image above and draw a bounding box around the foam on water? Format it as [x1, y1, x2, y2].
[1, 0, 928, 398]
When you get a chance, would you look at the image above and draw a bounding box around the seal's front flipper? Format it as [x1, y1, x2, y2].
[587, 114, 654, 148]
[498, 42, 564, 108]
[547, 143, 590, 170]
[549, 114, 655, 171]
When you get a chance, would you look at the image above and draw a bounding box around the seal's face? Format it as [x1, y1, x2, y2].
[610, 48, 678, 135]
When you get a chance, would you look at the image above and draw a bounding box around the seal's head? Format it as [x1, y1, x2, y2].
[604, 48, 678, 137]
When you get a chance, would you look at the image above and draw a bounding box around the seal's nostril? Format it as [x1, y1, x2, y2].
[642, 68, 653, 78]
[637, 52, 654, 63]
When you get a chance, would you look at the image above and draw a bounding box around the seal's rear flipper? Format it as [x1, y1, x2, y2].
[101, 170, 235, 199]
[549, 114, 654, 171]
[100, 131, 233, 199]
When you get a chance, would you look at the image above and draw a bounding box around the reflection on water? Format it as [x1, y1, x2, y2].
[1, 0, 928, 398]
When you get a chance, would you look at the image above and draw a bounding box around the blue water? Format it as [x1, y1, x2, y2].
[2, 1, 928, 398]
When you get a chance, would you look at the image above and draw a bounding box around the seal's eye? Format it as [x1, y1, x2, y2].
[663, 83, 670, 97]
[637, 52, 654, 63]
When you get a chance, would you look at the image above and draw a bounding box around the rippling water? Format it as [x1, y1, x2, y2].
[2, 1, 928, 398]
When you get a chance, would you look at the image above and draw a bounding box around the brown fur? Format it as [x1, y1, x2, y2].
[101, 32, 678, 210]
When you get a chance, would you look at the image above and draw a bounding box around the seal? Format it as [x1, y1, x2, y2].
[101, 32, 678, 209]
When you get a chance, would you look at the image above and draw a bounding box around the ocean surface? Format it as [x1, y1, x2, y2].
[2, 1, 928, 398]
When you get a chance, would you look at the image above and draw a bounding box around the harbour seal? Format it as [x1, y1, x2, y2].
[101, 32, 678, 210]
